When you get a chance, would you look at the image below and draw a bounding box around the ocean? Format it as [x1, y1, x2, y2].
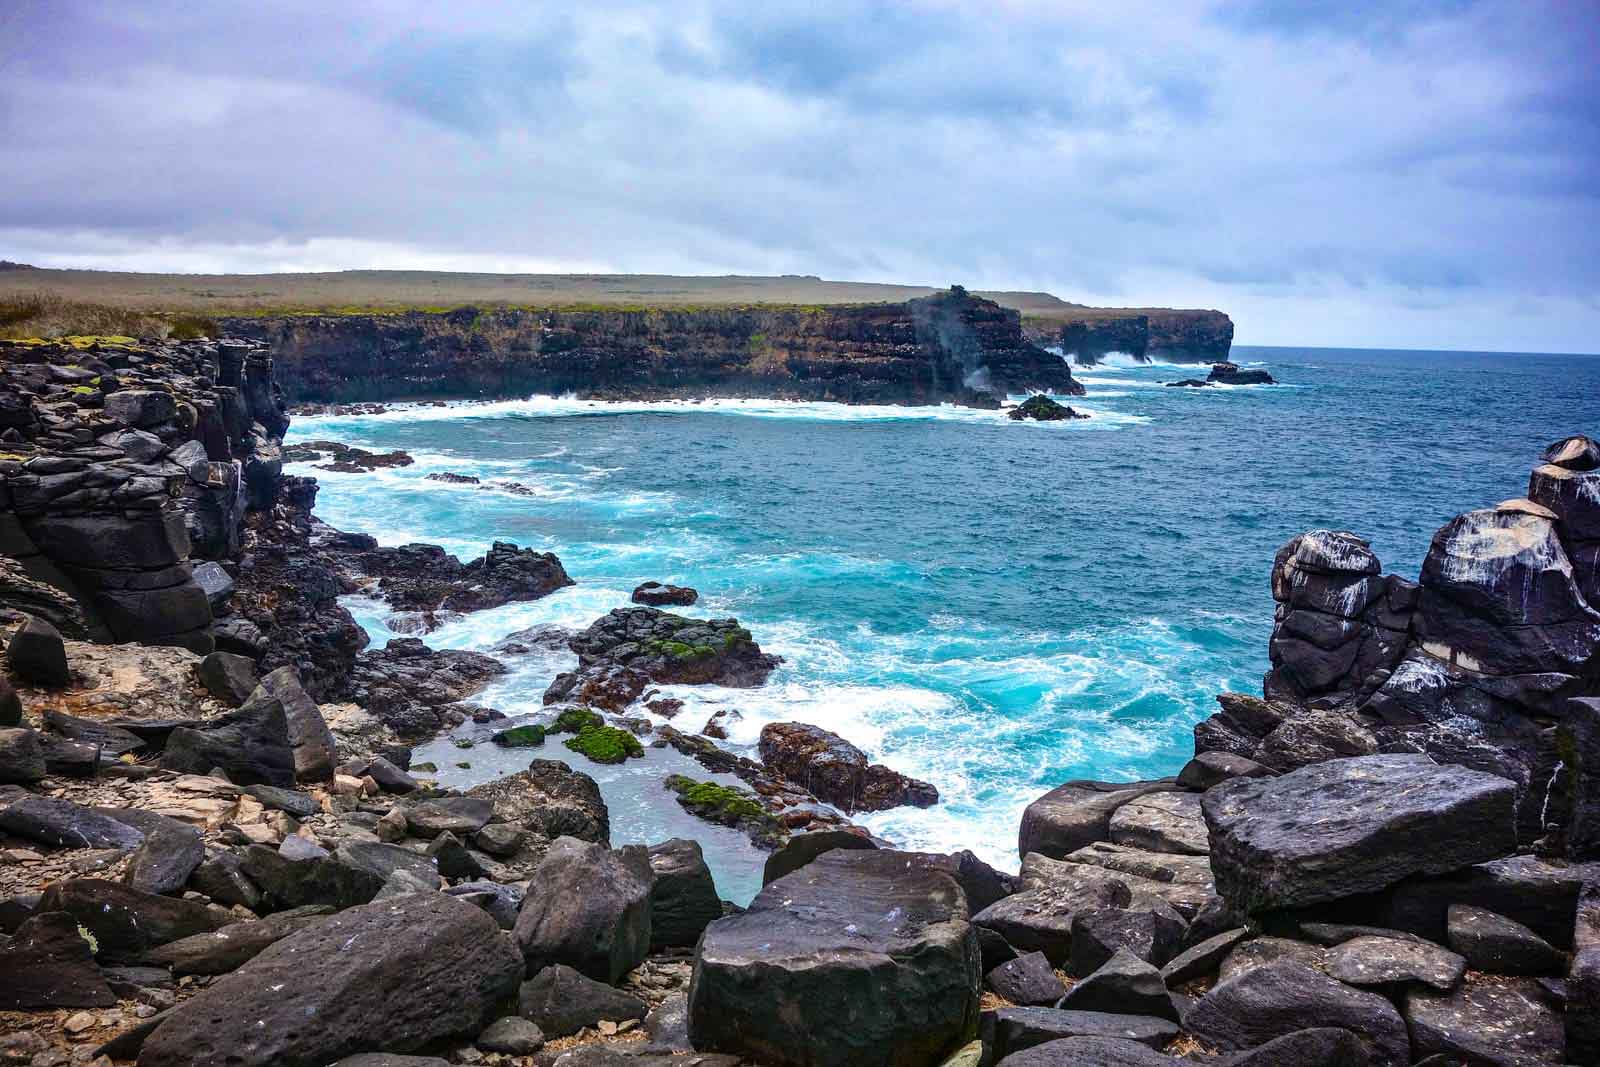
[283, 345, 1600, 903]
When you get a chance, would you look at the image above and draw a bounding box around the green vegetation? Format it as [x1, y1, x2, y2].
[491, 724, 546, 748]
[0, 291, 217, 341]
[563, 724, 645, 764]
[550, 706, 604, 734]
[663, 774, 784, 846]
[69, 385, 96, 395]
[643, 638, 717, 662]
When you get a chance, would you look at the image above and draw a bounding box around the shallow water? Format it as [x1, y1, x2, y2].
[289, 345, 1600, 903]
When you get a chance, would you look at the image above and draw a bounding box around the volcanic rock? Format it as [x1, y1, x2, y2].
[160, 689, 297, 787]
[8, 614, 71, 687]
[1202, 754, 1516, 912]
[136, 892, 523, 1067]
[513, 837, 653, 983]
[632, 581, 698, 606]
[1404, 974, 1565, 1064]
[518, 963, 648, 1038]
[0, 910, 117, 1009]
[195, 651, 258, 707]
[982, 1008, 1178, 1059]
[648, 838, 722, 951]
[39, 878, 229, 961]
[0, 793, 146, 849]
[253, 665, 338, 781]
[1008, 394, 1086, 421]
[1018, 780, 1176, 860]
[688, 848, 980, 1067]
[986, 951, 1066, 1006]
[1107, 790, 1208, 855]
[468, 759, 610, 845]
[1057, 950, 1178, 1021]
[568, 606, 781, 687]
[758, 721, 938, 813]
[0, 726, 46, 783]
[1446, 904, 1567, 976]
[1322, 934, 1466, 991]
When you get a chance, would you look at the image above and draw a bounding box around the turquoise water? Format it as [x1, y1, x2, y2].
[285, 346, 1599, 903]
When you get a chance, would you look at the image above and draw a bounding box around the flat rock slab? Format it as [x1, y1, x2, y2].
[39, 878, 230, 962]
[1405, 975, 1565, 1064]
[1446, 903, 1566, 976]
[1108, 791, 1209, 856]
[0, 794, 146, 849]
[1184, 960, 1411, 1066]
[1160, 927, 1250, 986]
[996, 1036, 1179, 1066]
[1324, 934, 1465, 992]
[984, 1007, 1178, 1060]
[399, 795, 493, 838]
[1202, 754, 1516, 912]
[689, 848, 980, 1067]
[1217, 938, 1326, 984]
[137, 892, 523, 1067]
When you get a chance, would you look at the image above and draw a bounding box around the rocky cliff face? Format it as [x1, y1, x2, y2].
[224, 287, 1081, 407]
[0, 337, 289, 653]
[1024, 308, 1234, 364]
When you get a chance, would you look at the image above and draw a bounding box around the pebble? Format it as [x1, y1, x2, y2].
[62, 1013, 96, 1034]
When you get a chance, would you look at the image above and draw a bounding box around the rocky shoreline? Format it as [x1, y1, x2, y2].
[1, 330, 1597, 1066]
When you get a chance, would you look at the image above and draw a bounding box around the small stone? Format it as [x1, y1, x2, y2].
[986, 951, 1066, 1006]
[63, 1012, 97, 1034]
[475, 1016, 544, 1055]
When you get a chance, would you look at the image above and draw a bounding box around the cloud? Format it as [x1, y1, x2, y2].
[0, 0, 1597, 351]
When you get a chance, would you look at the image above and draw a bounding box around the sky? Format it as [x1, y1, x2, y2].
[1, 1, 1597, 351]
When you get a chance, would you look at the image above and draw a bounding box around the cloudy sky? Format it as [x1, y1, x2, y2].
[2, 1, 1597, 351]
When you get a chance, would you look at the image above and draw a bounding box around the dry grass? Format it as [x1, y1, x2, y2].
[0, 290, 216, 341]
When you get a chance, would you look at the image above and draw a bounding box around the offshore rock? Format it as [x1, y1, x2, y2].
[1206, 362, 1275, 385]
[632, 581, 698, 607]
[340, 539, 572, 621]
[568, 606, 781, 687]
[1201, 754, 1516, 912]
[758, 721, 938, 813]
[1007, 394, 1086, 422]
[137, 892, 523, 1067]
[689, 848, 980, 1067]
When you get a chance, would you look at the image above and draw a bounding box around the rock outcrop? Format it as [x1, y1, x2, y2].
[1023, 308, 1233, 364]
[757, 721, 939, 813]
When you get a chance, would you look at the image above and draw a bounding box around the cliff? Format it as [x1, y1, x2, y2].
[223, 287, 1082, 407]
[1023, 306, 1234, 364]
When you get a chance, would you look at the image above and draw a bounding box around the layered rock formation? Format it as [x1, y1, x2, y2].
[227, 287, 1082, 407]
[0, 337, 286, 653]
[1022, 308, 1234, 364]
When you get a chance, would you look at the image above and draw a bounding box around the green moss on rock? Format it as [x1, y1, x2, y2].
[551, 707, 605, 734]
[492, 724, 547, 748]
[564, 724, 645, 764]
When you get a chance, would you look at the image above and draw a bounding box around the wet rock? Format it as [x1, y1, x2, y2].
[0, 726, 46, 783]
[39, 878, 229, 961]
[1159, 927, 1250, 986]
[160, 689, 297, 787]
[1323, 934, 1465, 991]
[986, 951, 1066, 1006]
[0, 910, 116, 1009]
[0, 793, 145, 849]
[8, 614, 70, 686]
[1184, 960, 1410, 1066]
[1107, 791, 1208, 855]
[137, 892, 523, 1067]
[254, 665, 338, 781]
[1405, 974, 1565, 1064]
[648, 838, 722, 951]
[1008, 394, 1086, 421]
[689, 849, 980, 1067]
[1207, 362, 1275, 385]
[518, 963, 648, 1037]
[568, 606, 781, 687]
[1202, 754, 1517, 912]
[513, 837, 653, 983]
[983, 1007, 1178, 1059]
[1068, 906, 1185, 977]
[758, 721, 938, 813]
[468, 759, 610, 845]
[1446, 904, 1567, 976]
[1057, 950, 1178, 1021]
[1018, 780, 1176, 860]
[195, 651, 258, 707]
[762, 827, 878, 884]
[632, 581, 698, 607]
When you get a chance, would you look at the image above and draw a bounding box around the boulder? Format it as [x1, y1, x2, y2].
[646, 991, 691, 1050]
[1207, 362, 1275, 385]
[477, 1016, 545, 1055]
[1057, 950, 1178, 1022]
[758, 721, 938, 812]
[254, 666, 338, 781]
[1405, 974, 1565, 1064]
[189, 849, 263, 911]
[567, 606, 781, 687]
[688, 848, 980, 1067]
[1446, 904, 1566, 976]
[245, 783, 320, 818]
[7, 614, 70, 687]
[1068, 905, 1185, 977]
[1176, 752, 1273, 791]
[104, 388, 178, 428]
[632, 581, 698, 607]
[43, 707, 145, 754]
[143, 907, 332, 975]
[985, 951, 1065, 1006]
[762, 827, 879, 885]
[238, 841, 386, 912]
[192, 561, 236, 611]
[1217, 938, 1326, 984]
[0, 910, 117, 1009]
[123, 821, 205, 895]
[1563, 696, 1600, 860]
[1322, 934, 1465, 991]
[0, 674, 24, 726]
[400, 795, 494, 839]
[160, 690, 297, 787]
[0, 726, 46, 783]
[1385, 853, 1600, 948]
[1018, 780, 1175, 860]
[1159, 927, 1250, 986]
[513, 836, 652, 983]
[424, 831, 480, 880]
[973, 868, 1130, 965]
[136, 892, 523, 1067]
[196, 651, 258, 707]
[39, 877, 229, 961]
[1184, 960, 1410, 1066]
[0, 793, 146, 849]
[1107, 791, 1208, 855]
[1202, 754, 1516, 912]
[1251, 709, 1377, 772]
[648, 838, 722, 951]
[982, 1007, 1178, 1059]
[444, 880, 524, 930]
[1219, 1029, 1374, 1067]
[468, 759, 609, 844]
[518, 963, 648, 1037]
[1570, 882, 1600, 1064]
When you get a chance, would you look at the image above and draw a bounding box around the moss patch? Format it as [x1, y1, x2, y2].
[663, 774, 785, 847]
[564, 724, 645, 764]
[492, 724, 547, 748]
[551, 706, 604, 734]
